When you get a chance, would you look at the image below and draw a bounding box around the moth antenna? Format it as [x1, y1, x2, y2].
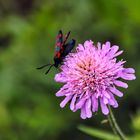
[63, 31, 71, 45]
[45, 64, 54, 75]
[36, 64, 52, 69]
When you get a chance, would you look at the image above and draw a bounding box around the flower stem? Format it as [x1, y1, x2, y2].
[107, 105, 127, 140]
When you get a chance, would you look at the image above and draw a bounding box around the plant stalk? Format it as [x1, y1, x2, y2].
[107, 105, 127, 140]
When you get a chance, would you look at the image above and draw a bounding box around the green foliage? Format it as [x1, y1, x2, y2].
[78, 125, 119, 140]
[78, 124, 140, 140]
[131, 111, 140, 140]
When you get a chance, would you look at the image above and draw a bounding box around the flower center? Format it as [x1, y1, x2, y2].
[75, 61, 111, 93]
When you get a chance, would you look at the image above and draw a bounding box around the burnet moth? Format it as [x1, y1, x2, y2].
[37, 30, 76, 74]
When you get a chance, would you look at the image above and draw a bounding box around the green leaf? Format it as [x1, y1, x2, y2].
[78, 125, 119, 140]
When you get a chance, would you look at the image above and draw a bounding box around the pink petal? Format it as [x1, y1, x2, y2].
[80, 106, 86, 119]
[84, 40, 93, 48]
[121, 73, 136, 80]
[56, 84, 70, 96]
[70, 94, 77, 111]
[85, 99, 92, 118]
[108, 98, 115, 106]
[102, 90, 110, 99]
[60, 96, 72, 108]
[56, 91, 65, 97]
[109, 87, 123, 97]
[113, 101, 118, 108]
[114, 80, 128, 88]
[105, 41, 111, 49]
[108, 93, 118, 108]
[123, 68, 135, 74]
[100, 98, 109, 115]
[77, 44, 85, 51]
[97, 42, 101, 50]
[102, 42, 111, 51]
[114, 50, 123, 57]
[92, 95, 98, 112]
[54, 73, 67, 83]
[75, 97, 86, 109]
[103, 96, 109, 104]
[108, 45, 119, 56]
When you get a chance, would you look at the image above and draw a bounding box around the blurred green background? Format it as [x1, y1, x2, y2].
[0, 0, 140, 140]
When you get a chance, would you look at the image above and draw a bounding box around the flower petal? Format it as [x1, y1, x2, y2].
[54, 73, 67, 83]
[103, 96, 109, 104]
[92, 95, 98, 112]
[75, 97, 86, 109]
[121, 73, 136, 80]
[102, 90, 111, 99]
[84, 40, 93, 48]
[80, 106, 86, 119]
[114, 80, 128, 88]
[108, 45, 119, 56]
[70, 94, 77, 111]
[100, 98, 109, 115]
[60, 96, 72, 108]
[85, 99, 92, 118]
[109, 87, 123, 97]
[77, 44, 85, 51]
[123, 68, 135, 74]
[114, 50, 123, 57]
[56, 91, 65, 97]
[108, 93, 118, 108]
[97, 42, 101, 50]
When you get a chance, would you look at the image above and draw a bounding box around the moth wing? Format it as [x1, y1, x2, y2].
[62, 39, 76, 57]
[54, 30, 63, 58]
[55, 30, 63, 52]
[63, 31, 70, 45]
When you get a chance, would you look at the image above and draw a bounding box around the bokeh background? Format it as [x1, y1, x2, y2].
[0, 0, 140, 140]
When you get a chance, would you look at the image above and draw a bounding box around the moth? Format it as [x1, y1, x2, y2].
[37, 30, 76, 74]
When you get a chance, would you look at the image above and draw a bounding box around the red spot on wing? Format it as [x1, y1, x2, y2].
[54, 44, 64, 58]
[54, 31, 70, 59]
[59, 34, 62, 37]
[55, 42, 61, 49]
[55, 52, 61, 58]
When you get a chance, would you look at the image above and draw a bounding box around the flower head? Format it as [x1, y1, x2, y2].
[55, 40, 136, 119]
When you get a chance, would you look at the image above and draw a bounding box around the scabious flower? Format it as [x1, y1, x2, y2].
[54, 40, 136, 119]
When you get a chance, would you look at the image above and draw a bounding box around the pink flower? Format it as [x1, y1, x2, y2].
[54, 40, 136, 119]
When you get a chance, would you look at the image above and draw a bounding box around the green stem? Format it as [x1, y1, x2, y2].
[107, 112, 118, 136]
[107, 105, 127, 140]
